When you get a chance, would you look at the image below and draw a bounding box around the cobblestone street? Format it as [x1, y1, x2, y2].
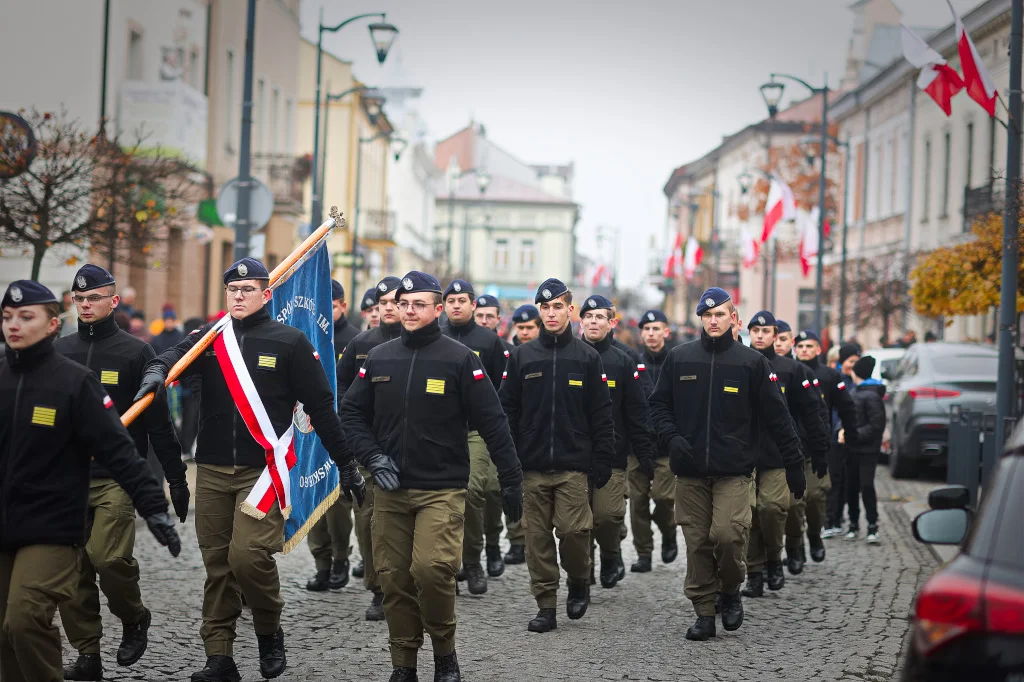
[71, 466, 942, 681]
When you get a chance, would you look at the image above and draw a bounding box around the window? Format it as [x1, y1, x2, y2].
[941, 131, 952, 217]
[270, 87, 280, 153]
[881, 138, 893, 216]
[127, 28, 143, 80]
[853, 143, 865, 222]
[225, 49, 235, 151]
[519, 239, 536, 272]
[255, 78, 265, 152]
[897, 129, 910, 213]
[285, 99, 295, 154]
[966, 122, 975, 188]
[988, 115, 997, 182]
[796, 288, 831, 332]
[921, 139, 932, 221]
[493, 239, 509, 270]
[189, 47, 200, 88]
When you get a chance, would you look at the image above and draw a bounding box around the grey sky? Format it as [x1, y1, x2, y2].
[301, 0, 983, 287]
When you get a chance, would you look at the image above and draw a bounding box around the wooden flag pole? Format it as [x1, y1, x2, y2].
[120, 208, 345, 427]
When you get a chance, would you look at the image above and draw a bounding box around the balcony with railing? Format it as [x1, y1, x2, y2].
[360, 209, 396, 243]
[963, 181, 1003, 232]
[251, 153, 305, 214]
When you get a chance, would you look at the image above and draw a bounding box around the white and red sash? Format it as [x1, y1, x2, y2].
[212, 318, 297, 520]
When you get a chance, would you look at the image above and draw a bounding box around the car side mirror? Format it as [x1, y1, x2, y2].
[881, 369, 892, 381]
[928, 485, 970, 510]
[913, 508, 970, 545]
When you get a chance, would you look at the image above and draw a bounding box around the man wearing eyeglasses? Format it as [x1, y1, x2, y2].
[135, 258, 366, 682]
[340, 271, 523, 682]
[53, 264, 190, 682]
[332, 276, 403, 622]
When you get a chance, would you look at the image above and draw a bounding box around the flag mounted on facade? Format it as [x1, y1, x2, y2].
[947, 0, 998, 116]
[682, 235, 703, 281]
[798, 207, 831, 277]
[741, 229, 759, 269]
[762, 177, 796, 242]
[901, 23, 964, 116]
[663, 231, 684, 279]
[266, 241, 340, 553]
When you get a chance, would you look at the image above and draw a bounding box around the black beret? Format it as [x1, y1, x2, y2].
[3, 280, 58, 308]
[331, 279, 345, 302]
[797, 329, 821, 344]
[224, 257, 269, 284]
[360, 288, 378, 311]
[747, 310, 777, 329]
[535, 278, 569, 304]
[375, 276, 401, 301]
[443, 279, 474, 299]
[639, 309, 669, 328]
[72, 264, 115, 292]
[513, 304, 539, 323]
[475, 294, 500, 310]
[695, 287, 731, 316]
[579, 294, 613, 314]
[396, 271, 442, 300]
[776, 319, 792, 333]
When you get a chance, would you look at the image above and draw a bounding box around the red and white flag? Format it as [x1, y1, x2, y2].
[947, 1, 997, 116]
[682, 235, 703, 281]
[901, 23, 963, 116]
[590, 263, 613, 288]
[762, 177, 795, 242]
[741, 229, 759, 269]
[798, 207, 831, 277]
[663, 231, 684, 279]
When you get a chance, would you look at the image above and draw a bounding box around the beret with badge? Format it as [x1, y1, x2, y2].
[396, 271, 443, 300]
[513, 304, 539, 323]
[535, 277, 570, 304]
[746, 309, 778, 330]
[579, 294, 613, 314]
[639, 309, 669, 328]
[331, 280, 345, 302]
[776, 319, 792, 334]
[797, 329, 821, 344]
[223, 257, 269, 285]
[71, 264, 116, 292]
[360, 288, 378, 311]
[443, 279, 474, 299]
[475, 294, 500, 310]
[375, 276, 401, 301]
[695, 287, 731, 316]
[3, 280, 58, 309]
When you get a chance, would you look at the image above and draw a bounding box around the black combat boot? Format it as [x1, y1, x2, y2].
[765, 560, 786, 591]
[685, 615, 717, 641]
[566, 578, 590, 620]
[719, 590, 744, 631]
[433, 651, 461, 682]
[615, 551, 626, 581]
[116, 607, 151, 666]
[527, 608, 557, 633]
[809, 536, 826, 563]
[389, 667, 419, 682]
[630, 555, 652, 573]
[306, 568, 330, 591]
[661, 532, 678, 564]
[463, 563, 487, 595]
[599, 552, 621, 588]
[256, 627, 286, 679]
[352, 558, 365, 578]
[740, 571, 764, 598]
[786, 545, 805, 575]
[63, 653, 102, 681]
[504, 544, 526, 565]
[328, 559, 350, 590]
[486, 545, 505, 577]
[365, 591, 385, 621]
[190, 656, 241, 682]
[455, 566, 465, 581]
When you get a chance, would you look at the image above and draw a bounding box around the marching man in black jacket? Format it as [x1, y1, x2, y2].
[53, 264, 190, 681]
[0, 280, 179, 682]
[339, 271, 523, 682]
[136, 258, 365, 682]
[499, 278, 615, 634]
[648, 288, 805, 642]
[741, 311, 830, 598]
[579, 295, 655, 589]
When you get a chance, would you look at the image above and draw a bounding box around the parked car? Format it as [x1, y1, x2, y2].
[885, 342, 1022, 479]
[901, 422, 1024, 681]
[865, 346, 907, 386]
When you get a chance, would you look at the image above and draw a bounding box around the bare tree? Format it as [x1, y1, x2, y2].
[849, 250, 913, 342]
[0, 109, 197, 279]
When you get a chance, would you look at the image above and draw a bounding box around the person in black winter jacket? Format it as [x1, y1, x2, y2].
[841, 356, 887, 543]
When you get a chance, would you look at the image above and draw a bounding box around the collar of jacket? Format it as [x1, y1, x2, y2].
[232, 306, 271, 332]
[401, 320, 442, 348]
[334, 315, 350, 334]
[539, 325, 575, 348]
[585, 334, 613, 353]
[381, 321, 402, 340]
[644, 344, 668, 363]
[801, 354, 821, 369]
[76, 312, 120, 341]
[5, 334, 56, 371]
[447, 317, 477, 336]
[700, 329, 735, 352]
[756, 345, 777, 360]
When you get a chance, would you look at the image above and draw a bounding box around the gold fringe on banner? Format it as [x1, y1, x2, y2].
[281, 485, 340, 555]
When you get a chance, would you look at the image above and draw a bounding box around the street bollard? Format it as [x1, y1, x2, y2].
[946, 405, 966, 489]
[964, 411, 982, 508]
[981, 413, 998, 497]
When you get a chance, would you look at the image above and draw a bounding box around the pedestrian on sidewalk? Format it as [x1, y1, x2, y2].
[840, 356, 886, 544]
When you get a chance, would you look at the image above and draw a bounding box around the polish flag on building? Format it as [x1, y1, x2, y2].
[762, 177, 796, 242]
[682, 235, 703, 281]
[947, 0, 997, 116]
[741, 229, 759, 269]
[798, 207, 831, 277]
[901, 24, 964, 116]
[590, 263, 613, 288]
[663, 231, 684, 279]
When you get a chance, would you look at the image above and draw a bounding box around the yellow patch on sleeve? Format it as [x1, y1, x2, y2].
[31, 406, 57, 427]
[99, 370, 119, 385]
[426, 378, 446, 395]
[607, 379, 617, 388]
[723, 386, 739, 394]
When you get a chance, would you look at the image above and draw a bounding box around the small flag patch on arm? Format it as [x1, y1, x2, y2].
[504, 349, 509, 358]
[633, 371, 639, 379]
[473, 369, 485, 381]
[837, 381, 846, 390]
[358, 367, 367, 378]
[813, 378, 820, 386]
[769, 372, 779, 382]
[802, 379, 811, 388]
[502, 371, 508, 379]
[102, 396, 114, 409]
[637, 364, 646, 371]
[313, 350, 320, 360]
[601, 373, 608, 382]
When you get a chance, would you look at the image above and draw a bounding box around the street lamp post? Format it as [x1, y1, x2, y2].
[351, 132, 408, 298]
[319, 84, 373, 201]
[761, 73, 830, 334]
[310, 10, 397, 229]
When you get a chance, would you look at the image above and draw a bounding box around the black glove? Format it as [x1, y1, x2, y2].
[811, 455, 828, 479]
[786, 466, 807, 500]
[669, 436, 692, 467]
[133, 364, 168, 402]
[338, 460, 366, 506]
[638, 456, 655, 481]
[501, 484, 524, 524]
[590, 463, 612, 489]
[365, 453, 400, 492]
[168, 479, 190, 522]
[146, 512, 182, 557]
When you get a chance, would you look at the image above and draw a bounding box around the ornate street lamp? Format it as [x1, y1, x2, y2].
[759, 80, 785, 119]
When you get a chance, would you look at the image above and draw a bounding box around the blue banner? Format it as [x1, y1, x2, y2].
[267, 242, 340, 552]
